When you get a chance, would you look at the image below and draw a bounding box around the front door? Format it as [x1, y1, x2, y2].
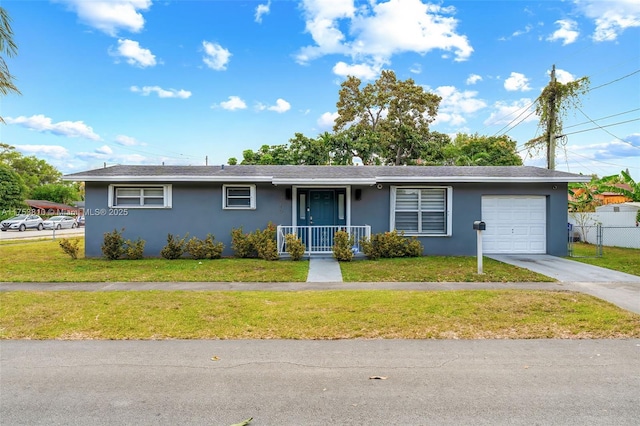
[297, 189, 346, 252]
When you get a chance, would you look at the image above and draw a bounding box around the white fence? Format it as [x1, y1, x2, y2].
[569, 211, 640, 249]
[277, 225, 371, 256]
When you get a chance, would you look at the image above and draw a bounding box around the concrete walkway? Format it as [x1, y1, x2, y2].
[306, 256, 343, 282]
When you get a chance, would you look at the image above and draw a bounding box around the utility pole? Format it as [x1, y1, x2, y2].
[547, 64, 557, 170]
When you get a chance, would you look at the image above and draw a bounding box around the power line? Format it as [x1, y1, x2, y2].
[560, 117, 640, 137]
[587, 69, 640, 93]
[564, 108, 640, 129]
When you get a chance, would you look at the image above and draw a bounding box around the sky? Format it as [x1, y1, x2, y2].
[2, 0, 639, 180]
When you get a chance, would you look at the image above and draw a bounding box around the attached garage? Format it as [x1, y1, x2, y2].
[481, 196, 546, 254]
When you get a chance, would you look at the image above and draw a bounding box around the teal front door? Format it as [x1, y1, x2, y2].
[309, 190, 335, 226]
[297, 189, 346, 251]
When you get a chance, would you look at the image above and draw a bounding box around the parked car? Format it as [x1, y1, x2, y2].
[77, 216, 85, 227]
[42, 215, 78, 230]
[0, 214, 44, 231]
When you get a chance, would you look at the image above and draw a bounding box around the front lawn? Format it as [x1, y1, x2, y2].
[341, 257, 554, 282]
[1, 290, 638, 339]
[0, 239, 308, 282]
[568, 243, 640, 276]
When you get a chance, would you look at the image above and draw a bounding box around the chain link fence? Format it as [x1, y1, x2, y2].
[568, 223, 639, 257]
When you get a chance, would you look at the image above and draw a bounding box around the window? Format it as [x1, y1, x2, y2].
[108, 185, 172, 208]
[223, 184, 256, 209]
[390, 186, 451, 235]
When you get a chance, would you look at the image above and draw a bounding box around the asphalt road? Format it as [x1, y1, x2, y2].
[2, 339, 639, 425]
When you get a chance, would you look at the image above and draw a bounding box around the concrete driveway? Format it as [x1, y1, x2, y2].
[488, 254, 640, 283]
[488, 254, 640, 314]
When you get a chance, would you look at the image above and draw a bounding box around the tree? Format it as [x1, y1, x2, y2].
[445, 134, 523, 166]
[0, 143, 63, 194]
[600, 170, 639, 202]
[568, 176, 602, 212]
[334, 70, 441, 165]
[0, 164, 26, 216]
[288, 132, 331, 165]
[526, 65, 589, 169]
[0, 7, 20, 123]
[239, 144, 293, 165]
[31, 183, 81, 205]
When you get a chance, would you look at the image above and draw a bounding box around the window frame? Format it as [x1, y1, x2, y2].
[222, 184, 256, 210]
[108, 184, 172, 208]
[389, 186, 452, 236]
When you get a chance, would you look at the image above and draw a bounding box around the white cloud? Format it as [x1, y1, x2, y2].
[57, 0, 152, 36]
[547, 19, 579, 45]
[112, 39, 156, 67]
[553, 68, 576, 84]
[332, 61, 382, 80]
[317, 112, 339, 130]
[409, 63, 422, 74]
[130, 85, 191, 98]
[255, 1, 271, 23]
[115, 135, 146, 146]
[432, 86, 487, 126]
[14, 145, 70, 159]
[267, 98, 291, 113]
[512, 24, 534, 37]
[202, 41, 231, 71]
[6, 114, 101, 141]
[574, 0, 640, 42]
[95, 145, 113, 155]
[504, 72, 532, 92]
[466, 74, 482, 85]
[483, 98, 537, 126]
[297, 0, 473, 73]
[217, 96, 247, 111]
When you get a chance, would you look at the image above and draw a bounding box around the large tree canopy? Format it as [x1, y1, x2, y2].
[228, 70, 529, 168]
[334, 70, 441, 165]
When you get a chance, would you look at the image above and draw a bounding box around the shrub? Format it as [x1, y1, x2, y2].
[249, 222, 278, 261]
[59, 238, 80, 259]
[231, 227, 254, 258]
[360, 230, 423, 260]
[232, 223, 278, 260]
[101, 228, 126, 260]
[185, 234, 224, 259]
[332, 230, 354, 262]
[285, 233, 305, 261]
[160, 233, 188, 260]
[203, 234, 224, 259]
[124, 238, 145, 260]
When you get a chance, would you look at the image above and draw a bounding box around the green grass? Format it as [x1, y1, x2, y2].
[1, 290, 638, 340]
[568, 243, 640, 276]
[0, 239, 308, 282]
[341, 257, 554, 282]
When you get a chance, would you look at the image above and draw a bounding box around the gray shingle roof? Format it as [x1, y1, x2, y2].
[63, 164, 590, 183]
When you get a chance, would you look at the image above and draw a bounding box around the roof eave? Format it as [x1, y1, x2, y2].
[63, 175, 275, 182]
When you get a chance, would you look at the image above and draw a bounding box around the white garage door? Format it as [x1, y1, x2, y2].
[481, 196, 546, 254]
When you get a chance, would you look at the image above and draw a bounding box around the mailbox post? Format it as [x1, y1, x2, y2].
[473, 221, 486, 274]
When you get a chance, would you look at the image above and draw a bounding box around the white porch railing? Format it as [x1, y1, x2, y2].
[277, 225, 371, 256]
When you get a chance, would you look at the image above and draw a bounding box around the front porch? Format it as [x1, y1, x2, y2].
[276, 225, 371, 256]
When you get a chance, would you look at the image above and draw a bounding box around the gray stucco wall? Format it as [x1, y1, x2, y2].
[350, 182, 568, 256]
[84, 181, 568, 257]
[84, 182, 292, 257]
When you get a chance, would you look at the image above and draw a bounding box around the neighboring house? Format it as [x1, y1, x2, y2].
[63, 165, 589, 258]
[595, 202, 640, 214]
[25, 200, 80, 216]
